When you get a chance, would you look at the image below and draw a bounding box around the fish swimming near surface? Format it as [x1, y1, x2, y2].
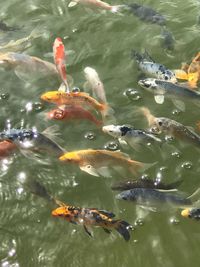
[138, 78, 200, 110]
[0, 140, 17, 158]
[52, 201, 131, 240]
[0, 52, 58, 81]
[0, 126, 65, 157]
[0, 28, 42, 53]
[126, 3, 166, 25]
[140, 107, 200, 146]
[111, 178, 182, 191]
[84, 66, 115, 123]
[47, 105, 102, 126]
[103, 124, 162, 150]
[174, 52, 200, 89]
[53, 37, 70, 92]
[181, 208, 200, 220]
[68, 0, 125, 13]
[41, 91, 113, 121]
[59, 149, 153, 177]
[132, 50, 177, 82]
[116, 187, 200, 210]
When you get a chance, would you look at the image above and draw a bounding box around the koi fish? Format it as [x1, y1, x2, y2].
[0, 52, 58, 81]
[47, 105, 102, 126]
[161, 27, 175, 51]
[103, 124, 161, 150]
[140, 107, 200, 146]
[127, 3, 166, 25]
[53, 38, 69, 92]
[116, 188, 200, 209]
[132, 50, 177, 82]
[174, 52, 200, 88]
[111, 178, 182, 191]
[68, 0, 124, 13]
[0, 126, 65, 157]
[0, 28, 42, 53]
[181, 208, 200, 220]
[52, 202, 131, 240]
[41, 91, 113, 121]
[0, 140, 17, 158]
[59, 149, 154, 177]
[84, 66, 115, 123]
[138, 78, 200, 111]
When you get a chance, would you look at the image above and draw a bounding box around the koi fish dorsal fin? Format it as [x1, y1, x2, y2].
[98, 210, 116, 218]
[111, 150, 131, 159]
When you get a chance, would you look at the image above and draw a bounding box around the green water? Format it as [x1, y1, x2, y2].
[1, 0, 200, 266]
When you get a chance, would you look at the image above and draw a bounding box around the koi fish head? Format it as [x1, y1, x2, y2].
[59, 151, 81, 163]
[181, 208, 200, 220]
[149, 117, 170, 134]
[41, 91, 64, 103]
[47, 108, 65, 120]
[52, 206, 68, 217]
[103, 125, 131, 138]
[138, 78, 158, 93]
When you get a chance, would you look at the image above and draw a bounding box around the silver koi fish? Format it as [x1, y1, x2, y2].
[132, 50, 177, 82]
[138, 78, 200, 110]
[102, 124, 161, 150]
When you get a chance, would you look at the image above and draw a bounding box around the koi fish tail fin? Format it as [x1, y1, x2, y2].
[128, 160, 157, 176]
[101, 104, 116, 125]
[114, 220, 131, 241]
[131, 50, 143, 63]
[187, 188, 200, 207]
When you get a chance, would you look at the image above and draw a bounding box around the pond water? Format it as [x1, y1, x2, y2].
[1, 0, 200, 266]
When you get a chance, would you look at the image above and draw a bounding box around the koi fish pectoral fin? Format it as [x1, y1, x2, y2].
[154, 95, 165, 104]
[80, 165, 100, 177]
[83, 225, 93, 237]
[171, 99, 185, 112]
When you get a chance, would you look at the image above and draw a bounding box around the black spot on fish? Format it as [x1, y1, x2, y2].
[120, 126, 131, 136]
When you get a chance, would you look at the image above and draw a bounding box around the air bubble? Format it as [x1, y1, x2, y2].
[135, 218, 144, 226]
[104, 141, 119, 151]
[72, 87, 81, 92]
[171, 151, 181, 158]
[0, 93, 9, 100]
[169, 217, 180, 225]
[84, 132, 96, 140]
[181, 162, 192, 169]
[124, 88, 142, 101]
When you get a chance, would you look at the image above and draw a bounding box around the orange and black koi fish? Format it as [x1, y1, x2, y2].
[47, 105, 102, 126]
[52, 202, 131, 240]
[53, 37, 69, 92]
[181, 208, 200, 220]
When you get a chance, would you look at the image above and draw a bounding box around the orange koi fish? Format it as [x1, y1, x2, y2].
[52, 202, 131, 240]
[0, 140, 17, 158]
[59, 149, 153, 177]
[53, 37, 69, 92]
[68, 0, 124, 13]
[41, 91, 112, 120]
[47, 105, 102, 126]
[174, 52, 200, 89]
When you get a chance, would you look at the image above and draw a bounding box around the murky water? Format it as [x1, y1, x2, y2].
[1, 0, 200, 266]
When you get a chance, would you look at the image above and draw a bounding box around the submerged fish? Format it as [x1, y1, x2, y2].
[28, 179, 55, 203]
[0, 126, 65, 157]
[59, 149, 152, 177]
[47, 105, 102, 126]
[0, 21, 17, 32]
[52, 202, 131, 240]
[41, 91, 113, 121]
[140, 107, 200, 146]
[132, 51, 176, 82]
[0, 52, 58, 80]
[0, 28, 42, 53]
[181, 208, 200, 220]
[0, 140, 17, 158]
[111, 178, 182, 191]
[116, 188, 200, 209]
[103, 124, 161, 150]
[68, 0, 124, 13]
[175, 52, 200, 88]
[127, 3, 166, 25]
[53, 37, 69, 92]
[161, 27, 175, 51]
[138, 78, 200, 110]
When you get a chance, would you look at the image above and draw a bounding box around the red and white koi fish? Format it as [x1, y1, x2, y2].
[53, 37, 69, 92]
